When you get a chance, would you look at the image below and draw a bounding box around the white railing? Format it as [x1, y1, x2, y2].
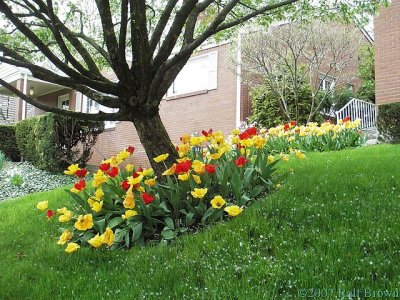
[336, 98, 377, 129]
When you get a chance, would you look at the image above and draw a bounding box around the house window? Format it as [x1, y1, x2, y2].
[166, 51, 218, 97]
[86, 98, 100, 114]
[82, 95, 116, 129]
[58, 94, 70, 110]
[319, 75, 334, 91]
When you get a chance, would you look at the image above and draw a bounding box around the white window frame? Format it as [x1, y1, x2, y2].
[57, 94, 70, 110]
[81, 95, 117, 129]
[319, 74, 335, 91]
[166, 51, 218, 97]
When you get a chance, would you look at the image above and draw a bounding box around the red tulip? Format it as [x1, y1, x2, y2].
[234, 156, 247, 167]
[201, 129, 213, 137]
[175, 160, 191, 174]
[284, 124, 290, 131]
[343, 116, 351, 122]
[99, 163, 110, 172]
[74, 179, 86, 191]
[106, 166, 119, 178]
[127, 146, 135, 154]
[121, 180, 130, 191]
[75, 169, 88, 178]
[205, 164, 216, 174]
[46, 209, 55, 219]
[141, 193, 155, 205]
[290, 120, 297, 126]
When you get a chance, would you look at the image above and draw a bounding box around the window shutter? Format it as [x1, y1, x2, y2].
[208, 51, 218, 90]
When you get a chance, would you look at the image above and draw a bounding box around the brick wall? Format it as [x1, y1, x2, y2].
[90, 44, 238, 168]
[375, 0, 400, 105]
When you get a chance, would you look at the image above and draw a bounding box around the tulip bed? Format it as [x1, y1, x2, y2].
[35, 119, 364, 252]
[1, 144, 399, 299]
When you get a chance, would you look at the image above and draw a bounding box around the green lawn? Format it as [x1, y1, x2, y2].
[0, 145, 399, 299]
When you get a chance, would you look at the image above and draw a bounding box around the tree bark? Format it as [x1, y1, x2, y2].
[132, 112, 178, 177]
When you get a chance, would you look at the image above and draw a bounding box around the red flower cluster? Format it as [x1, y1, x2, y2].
[343, 116, 351, 122]
[75, 169, 87, 178]
[141, 193, 155, 205]
[234, 156, 247, 167]
[176, 160, 192, 174]
[239, 127, 257, 140]
[74, 179, 86, 191]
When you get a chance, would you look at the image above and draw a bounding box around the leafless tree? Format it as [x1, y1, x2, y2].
[240, 20, 364, 122]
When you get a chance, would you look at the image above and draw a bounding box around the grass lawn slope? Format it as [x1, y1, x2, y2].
[0, 144, 399, 299]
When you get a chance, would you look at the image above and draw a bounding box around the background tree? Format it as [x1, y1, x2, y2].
[356, 44, 375, 103]
[239, 20, 365, 124]
[0, 0, 387, 174]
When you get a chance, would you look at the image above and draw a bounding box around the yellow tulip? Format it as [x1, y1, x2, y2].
[154, 153, 169, 163]
[192, 160, 205, 174]
[92, 170, 108, 188]
[64, 164, 80, 175]
[267, 155, 275, 164]
[101, 227, 115, 246]
[58, 209, 73, 222]
[127, 175, 143, 185]
[144, 178, 156, 187]
[57, 230, 72, 245]
[178, 173, 189, 181]
[191, 188, 208, 199]
[125, 164, 134, 172]
[162, 164, 176, 176]
[117, 150, 130, 161]
[210, 195, 226, 209]
[94, 188, 104, 200]
[123, 188, 135, 209]
[36, 201, 48, 211]
[224, 205, 243, 217]
[122, 210, 138, 220]
[74, 214, 94, 231]
[192, 174, 201, 184]
[296, 150, 306, 160]
[88, 234, 103, 248]
[65, 242, 80, 253]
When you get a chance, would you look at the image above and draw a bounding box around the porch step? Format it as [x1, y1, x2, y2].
[363, 127, 378, 145]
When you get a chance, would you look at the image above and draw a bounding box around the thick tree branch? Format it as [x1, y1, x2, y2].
[118, 0, 130, 79]
[0, 0, 119, 94]
[95, 0, 122, 79]
[149, 0, 179, 54]
[152, 0, 198, 70]
[130, 0, 151, 85]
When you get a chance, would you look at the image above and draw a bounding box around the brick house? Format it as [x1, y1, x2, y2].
[375, 0, 400, 106]
[0, 43, 251, 167]
[0, 25, 369, 167]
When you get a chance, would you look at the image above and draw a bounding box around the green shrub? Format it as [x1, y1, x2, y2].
[0, 125, 20, 161]
[378, 102, 400, 143]
[16, 113, 104, 172]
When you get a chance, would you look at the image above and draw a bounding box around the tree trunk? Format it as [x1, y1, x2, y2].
[132, 112, 178, 177]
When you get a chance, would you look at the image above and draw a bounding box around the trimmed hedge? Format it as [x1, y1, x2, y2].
[0, 125, 20, 161]
[378, 102, 400, 144]
[15, 113, 104, 172]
